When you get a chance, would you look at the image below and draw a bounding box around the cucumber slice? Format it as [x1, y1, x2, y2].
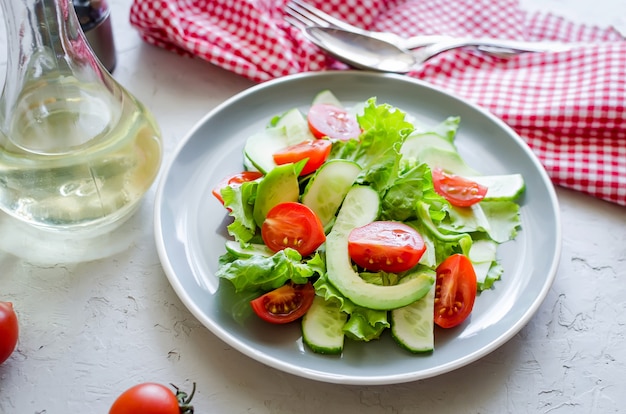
[401, 131, 457, 157]
[400, 129, 479, 176]
[311, 90, 343, 107]
[465, 173, 525, 201]
[244, 109, 314, 174]
[302, 296, 347, 355]
[225, 240, 273, 258]
[469, 239, 497, 285]
[252, 163, 300, 227]
[326, 186, 435, 310]
[415, 147, 480, 176]
[244, 127, 288, 174]
[301, 159, 362, 229]
[243, 154, 258, 172]
[391, 283, 435, 353]
[275, 108, 315, 143]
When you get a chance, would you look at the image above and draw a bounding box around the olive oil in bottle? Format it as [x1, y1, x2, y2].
[0, 0, 162, 233]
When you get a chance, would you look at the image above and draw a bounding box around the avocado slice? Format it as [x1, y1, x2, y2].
[326, 186, 435, 310]
[252, 163, 300, 228]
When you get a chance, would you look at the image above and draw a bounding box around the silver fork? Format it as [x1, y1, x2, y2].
[284, 0, 451, 49]
[284, 0, 579, 55]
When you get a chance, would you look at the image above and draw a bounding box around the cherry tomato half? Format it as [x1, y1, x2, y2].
[434, 254, 477, 328]
[431, 168, 487, 207]
[261, 202, 326, 256]
[250, 281, 316, 324]
[0, 301, 18, 365]
[109, 382, 195, 414]
[212, 171, 263, 204]
[347, 221, 426, 273]
[272, 139, 332, 176]
[307, 103, 361, 140]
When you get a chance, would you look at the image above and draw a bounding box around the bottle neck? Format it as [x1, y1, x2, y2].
[1, 0, 87, 71]
[0, 0, 110, 129]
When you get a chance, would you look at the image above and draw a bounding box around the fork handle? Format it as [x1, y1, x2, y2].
[404, 37, 577, 53]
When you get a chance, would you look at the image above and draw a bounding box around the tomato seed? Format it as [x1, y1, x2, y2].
[269, 302, 296, 315]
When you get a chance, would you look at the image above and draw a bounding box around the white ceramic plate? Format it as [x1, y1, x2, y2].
[154, 71, 561, 385]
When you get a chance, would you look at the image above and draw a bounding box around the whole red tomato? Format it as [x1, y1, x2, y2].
[0, 301, 19, 364]
[109, 382, 195, 414]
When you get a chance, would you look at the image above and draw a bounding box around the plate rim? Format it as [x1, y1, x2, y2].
[153, 70, 562, 385]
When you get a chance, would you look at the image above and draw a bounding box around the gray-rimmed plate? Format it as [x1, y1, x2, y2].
[154, 71, 561, 385]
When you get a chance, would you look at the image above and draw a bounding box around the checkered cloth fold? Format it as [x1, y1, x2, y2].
[130, 0, 626, 207]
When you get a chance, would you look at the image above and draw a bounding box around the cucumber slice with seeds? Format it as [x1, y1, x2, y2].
[302, 296, 347, 355]
[390, 283, 435, 353]
[302, 159, 362, 230]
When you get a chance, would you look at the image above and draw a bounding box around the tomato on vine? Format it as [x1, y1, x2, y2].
[109, 382, 196, 414]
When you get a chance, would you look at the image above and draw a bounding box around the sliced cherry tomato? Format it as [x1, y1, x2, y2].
[109, 382, 195, 414]
[434, 254, 477, 328]
[431, 167, 487, 207]
[307, 103, 361, 140]
[0, 301, 18, 365]
[272, 139, 332, 176]
[212, 171, 263, 204]
[261, 202, 326, 256]
[347, 221, 426, 273]
[250, 281, 315, 324]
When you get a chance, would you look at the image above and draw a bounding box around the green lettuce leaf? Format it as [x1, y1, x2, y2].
[330, 98, 414, 192]
[478, 262, 504, 291]
[313, 272, 389, 336]
[380, 162, 448, 222]
[217, 248, 317, 292]
[431, 116, 461, 143]
[222, 180, 258, 243]
[480, 200, 521, 243]
[343, 309, 388, 342]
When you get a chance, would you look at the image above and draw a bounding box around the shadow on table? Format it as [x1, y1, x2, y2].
[0, 200, 151, 264]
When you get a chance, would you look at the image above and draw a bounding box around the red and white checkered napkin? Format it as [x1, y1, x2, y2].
[130, 0, 626, 207]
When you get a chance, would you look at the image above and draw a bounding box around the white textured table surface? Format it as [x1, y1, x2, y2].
[1, 1, 626, 412]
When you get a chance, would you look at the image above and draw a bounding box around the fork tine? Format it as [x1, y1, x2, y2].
[287, 0, 359, 32]
[285, 1, 332, 28]
[284, 6, 319, 28]
[284, 15, 307, 31]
